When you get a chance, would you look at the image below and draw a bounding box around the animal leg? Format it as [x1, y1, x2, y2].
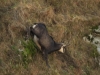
[44, 50, 50, 67]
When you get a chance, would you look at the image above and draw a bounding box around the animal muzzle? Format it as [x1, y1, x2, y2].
[59, 43, 66, 53]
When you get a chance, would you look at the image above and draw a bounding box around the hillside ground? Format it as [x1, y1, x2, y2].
[0, 0, 100, 75]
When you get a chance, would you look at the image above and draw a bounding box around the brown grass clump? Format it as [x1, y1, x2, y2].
[39, 6, 55, 23]
[0, 0, 100, 75]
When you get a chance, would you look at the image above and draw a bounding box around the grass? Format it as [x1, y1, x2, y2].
[0, 0, 100, 75]
[10, 39, 38, 68]
[20, 39, 37, 66]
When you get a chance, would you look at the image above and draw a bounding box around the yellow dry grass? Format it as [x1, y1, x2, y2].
[0, 0, 100, 75]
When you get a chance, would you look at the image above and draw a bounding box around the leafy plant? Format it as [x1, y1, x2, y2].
[21, 39, 38, 66]
[11, 39, 38, 68]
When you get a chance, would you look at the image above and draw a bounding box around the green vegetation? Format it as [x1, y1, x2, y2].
[11, 39, 38, 68]
[21, 39, 37, 66]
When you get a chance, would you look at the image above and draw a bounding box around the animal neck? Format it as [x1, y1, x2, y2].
[55, 44, 62, 50]
[48, 44, 62, 54]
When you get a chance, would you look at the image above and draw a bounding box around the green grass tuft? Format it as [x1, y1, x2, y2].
[11, 39, 38, 68]
[21, 39, 38, 66]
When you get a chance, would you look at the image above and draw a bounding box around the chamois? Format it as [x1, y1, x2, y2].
[30, 23, 66, 67]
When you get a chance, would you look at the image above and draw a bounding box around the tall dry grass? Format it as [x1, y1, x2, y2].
[0, 0, 100, 75]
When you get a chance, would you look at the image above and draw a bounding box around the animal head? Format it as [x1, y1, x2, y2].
[30, 23, 47, 37]
[59, 43, 66, 53]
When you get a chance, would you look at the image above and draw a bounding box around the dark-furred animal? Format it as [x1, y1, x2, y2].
[30, 23, 66, 67]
